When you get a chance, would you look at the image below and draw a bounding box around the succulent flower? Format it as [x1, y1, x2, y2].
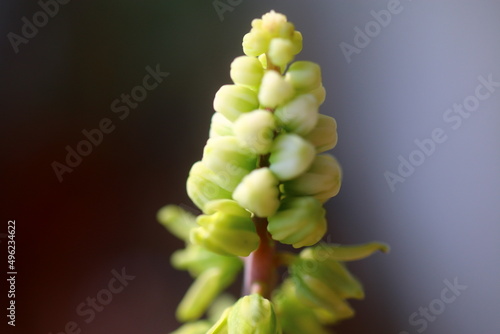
[159, 10, 388, 334]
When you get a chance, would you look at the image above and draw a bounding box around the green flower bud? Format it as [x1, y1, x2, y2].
[203, 136, 258, 191]
[186, 161, 233, 212]
[285, 61, 322, 93]
[233, 167, 280, 217]
[242, 29, 270, 57]
[171, 321, 212, 334]
[274, 94, 319, 136]
[303, 114, 338, 153]
[283, 154, 342, 203]
[273, 280, 331, 334]
[230, 56, 264, 89]
[210, 113, 234, 138]
[267, 38, 295, 68]
[157, 205, 197, 242]
[269, 133, 315, 181]
[233, 109, 276, 154]
[290, 255, 365, 322]
[213, 85, 259, 122]
[258, 70, 294, 108]
[309, 84, 326, 105]
[228, 294, 281, 334]
[190, 200, 259, 257]
[267, 196, 326, 248]
[291, 31, 303, 55]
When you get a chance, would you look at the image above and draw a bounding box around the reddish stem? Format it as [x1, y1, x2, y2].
[243, 216, 277, 299]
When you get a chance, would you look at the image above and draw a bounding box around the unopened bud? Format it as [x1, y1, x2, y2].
[233, 167, 280, 217]
[230, 56, 264, 89]
[267, 196, 326, 248]
[303, 114, 338, 153]
[283, 154, 342, 203]
[258, 70, 294, 108]
[213, 84, 259, 122]
[190, 200, 259, 257]
[274, 94, 319, 136]
[269, 134, 315, 181]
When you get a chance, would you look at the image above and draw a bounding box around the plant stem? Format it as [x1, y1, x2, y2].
[242, 56, 281, 299]
[243, 216, 277, 299]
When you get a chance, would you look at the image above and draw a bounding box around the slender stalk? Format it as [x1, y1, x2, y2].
[242, 57, 282, 299]
[243, 216, 277, 298]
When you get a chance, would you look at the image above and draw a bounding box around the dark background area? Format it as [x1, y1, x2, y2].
[2, 1, 500, 333]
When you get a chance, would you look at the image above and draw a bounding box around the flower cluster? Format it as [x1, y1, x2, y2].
[187, 10, 340, 255]
[159, 10, 388, 334]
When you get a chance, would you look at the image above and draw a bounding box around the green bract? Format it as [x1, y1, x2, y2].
[191, 200, 259, 257]
[159, 10, 388, 334]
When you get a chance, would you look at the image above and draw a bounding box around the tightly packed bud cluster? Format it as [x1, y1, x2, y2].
[160, 10, 388, 334]
[187, 10, 341, 254]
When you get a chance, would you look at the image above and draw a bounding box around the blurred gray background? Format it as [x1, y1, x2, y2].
[1, 1, 499, 333]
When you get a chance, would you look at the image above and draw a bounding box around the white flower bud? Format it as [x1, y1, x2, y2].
[233, 168, 280, 217]
[233, 109, 275, 154]
[274, 94, 319, 136]
[258, 71, 294, 108]
[268, 38, 294, 68]
[230, 56, 264, 89]
[269, 134, 315, 181]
